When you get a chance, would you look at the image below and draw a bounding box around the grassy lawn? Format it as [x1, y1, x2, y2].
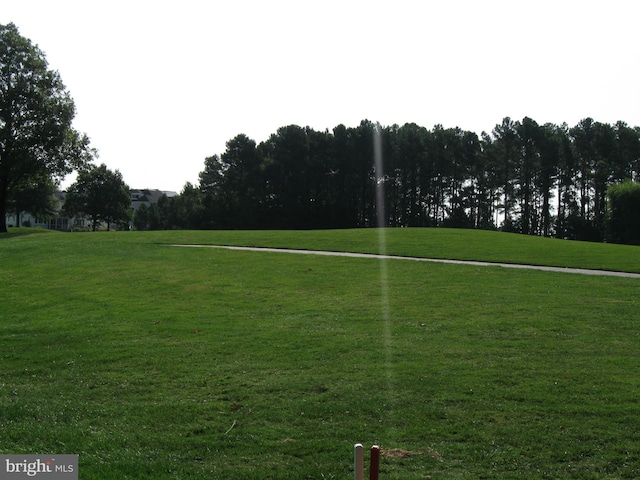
[1, 228, 639, 478]
[125, 227, 640, 273]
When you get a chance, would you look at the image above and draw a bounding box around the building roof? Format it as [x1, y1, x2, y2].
[131, 189, 178, 204]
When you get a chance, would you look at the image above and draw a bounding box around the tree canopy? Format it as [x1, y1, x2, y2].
[0, 22, 92, 232]
[144, 117, 639, 244]
[63, 164, 131, 231]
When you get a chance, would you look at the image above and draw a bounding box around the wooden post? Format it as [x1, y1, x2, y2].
[369, 445, 380, 480]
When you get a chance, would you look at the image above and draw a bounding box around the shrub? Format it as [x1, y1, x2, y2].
[606, 180, 640, 245]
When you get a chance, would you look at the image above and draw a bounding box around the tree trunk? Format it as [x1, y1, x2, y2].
[542, 189, 551, 237]
[0, 178, 8, 233]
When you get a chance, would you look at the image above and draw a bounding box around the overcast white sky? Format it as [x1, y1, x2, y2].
[2, 0, 639, 192]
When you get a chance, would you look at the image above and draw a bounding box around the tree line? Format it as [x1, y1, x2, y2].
[138, 118, 640, 242]
[3, 23, 639, 242]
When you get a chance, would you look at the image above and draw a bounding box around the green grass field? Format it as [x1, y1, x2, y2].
[1, 228, 639, 479]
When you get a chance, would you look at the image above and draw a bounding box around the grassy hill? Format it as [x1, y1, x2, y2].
[1, 228, 639, 478]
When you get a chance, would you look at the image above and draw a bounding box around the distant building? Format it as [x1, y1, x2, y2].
[5, 188, 178, 231]
[4, 192, 88, 231]
[130, 189, 178, 215]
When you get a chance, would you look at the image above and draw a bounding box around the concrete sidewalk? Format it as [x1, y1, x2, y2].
[171, 244, 640, 279]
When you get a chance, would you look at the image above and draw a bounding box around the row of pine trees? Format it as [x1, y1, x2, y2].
[136, 117, 640, 241]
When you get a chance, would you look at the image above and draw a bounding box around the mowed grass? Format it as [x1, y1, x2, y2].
[132, 227, 640, 274]
[1, 228, 639, 479]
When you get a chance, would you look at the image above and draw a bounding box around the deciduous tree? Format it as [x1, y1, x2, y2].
[63, 164, 131, 230]
[0, 23, 92, 232]
[606, 181, 640, 245]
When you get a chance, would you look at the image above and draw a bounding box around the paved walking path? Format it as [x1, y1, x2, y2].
[171, 244, 640, 279]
